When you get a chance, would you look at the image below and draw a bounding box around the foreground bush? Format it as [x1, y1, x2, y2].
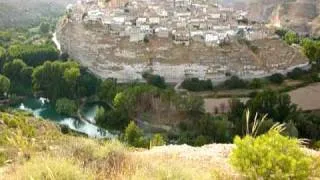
[9, 156, 93, 180]
[230, 130, 312, 179]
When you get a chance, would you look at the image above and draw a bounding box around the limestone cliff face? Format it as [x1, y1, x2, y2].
[56, 15, 308, 83]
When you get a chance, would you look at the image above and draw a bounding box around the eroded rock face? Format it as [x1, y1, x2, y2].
[246, 0, 320, 36]
[56, 4, 308, 83]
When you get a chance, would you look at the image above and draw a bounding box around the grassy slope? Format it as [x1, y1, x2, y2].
[0, 112, 319, 179]
[0, 112, 238, 179]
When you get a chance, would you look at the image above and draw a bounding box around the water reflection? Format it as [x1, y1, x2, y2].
[15, 97, 113, 138]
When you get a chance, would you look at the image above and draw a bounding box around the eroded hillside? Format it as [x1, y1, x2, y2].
[246, 0, 320, 36]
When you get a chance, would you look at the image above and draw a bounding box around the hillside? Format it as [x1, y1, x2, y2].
[246, 0, 320, 36]
[0, 0, 75, 28]
[0, 111, 239, 179]
[0, 112, 319, 179]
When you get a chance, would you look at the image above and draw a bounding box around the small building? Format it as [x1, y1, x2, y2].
[173, 29, 190, 46]
[136, 17, 147, 26]
[155, 27, 169, 38]
[205, 33, 219, 46]
[130, 32, 146, 42]
[149, 17, 160, 25]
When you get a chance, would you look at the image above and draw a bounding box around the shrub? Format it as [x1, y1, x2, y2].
[230, 130, 312, 179]
[223, 76, 248, 89]
[8, 156, 94, 180]
[287, 68, 307, 80]
[284, 31, 300, 45]
[275, 29, 288, 39]
[0, 151, 7, 166]
[150, 134, 166, 147]
[194, 135, 208, 146]
[142, 72, 166, 89]
[249, 78, 263, 89]
[268, 73, 285, 84]
[124, 121, 146, 147]
[55, 98, 77, 116]
[181, 78, 212, 91]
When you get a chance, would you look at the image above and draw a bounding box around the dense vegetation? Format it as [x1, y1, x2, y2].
[8, 44, 59, 66]
[230, 127, 315, 179]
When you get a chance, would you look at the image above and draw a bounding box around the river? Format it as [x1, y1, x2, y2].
[14, 97, 114, 138]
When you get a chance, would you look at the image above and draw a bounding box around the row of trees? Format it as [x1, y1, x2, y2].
[8, 44, 59, 66]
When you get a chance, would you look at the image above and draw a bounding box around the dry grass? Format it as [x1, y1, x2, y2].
[1, 112, 319, 180]
[5, 155, 94, 180]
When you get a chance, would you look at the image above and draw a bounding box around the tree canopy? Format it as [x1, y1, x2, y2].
[0, 74, 10, 96]
[32, 61, 80, 100]
[8, 44, 59, 66]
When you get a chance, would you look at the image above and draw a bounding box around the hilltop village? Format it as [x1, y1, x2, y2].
[57, 0, 308, 82]
[71, 0, 266, 45]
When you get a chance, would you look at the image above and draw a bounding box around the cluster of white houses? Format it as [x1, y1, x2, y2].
[69, 0, 264, 46]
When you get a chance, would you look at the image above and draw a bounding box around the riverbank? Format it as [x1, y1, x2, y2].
[12, 97, 114, 138]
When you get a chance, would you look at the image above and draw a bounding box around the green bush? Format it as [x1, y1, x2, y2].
[287, 68, 307, 80]
[223, 76, 248, 89]
[249, 78, 263, 89]
[150, 134, 166, 147]
[55, 98, 77, 116]
[194, 135, 208, 146]
[181, 78, 212, 91]
[142, 72, 167, 89]
[230, 130, 312, 179]
[284, 31, 300, 45]
[124, 121, 146, 147]
[268, 73, 285, 84]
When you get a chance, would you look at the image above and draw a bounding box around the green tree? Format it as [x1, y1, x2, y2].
[177, 95, 204, 116]
[223, 76, 248, 89]
[247, 90, 297, 123]
[150, 134, 166, 147]
[142, 72, 167, 89]
[0, 75, 10, 96]
[8, 44, 58, 66]
[230, 129, 312, 179]
[32, 61, 80, 100]
[98, 79, 118, 104]
[78, 70, 101, 97]
[40, 22, 50, 34]
[0, 46, 5, 68]
[181, 78, 212, 91]
[3, 59, 30, 84]
[284, 31, 299, 45]
[55, 98, 77, 116]
[301, 38, 320, 64]
[95, 106, 105, 125]
[124, 121, 146, 147]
